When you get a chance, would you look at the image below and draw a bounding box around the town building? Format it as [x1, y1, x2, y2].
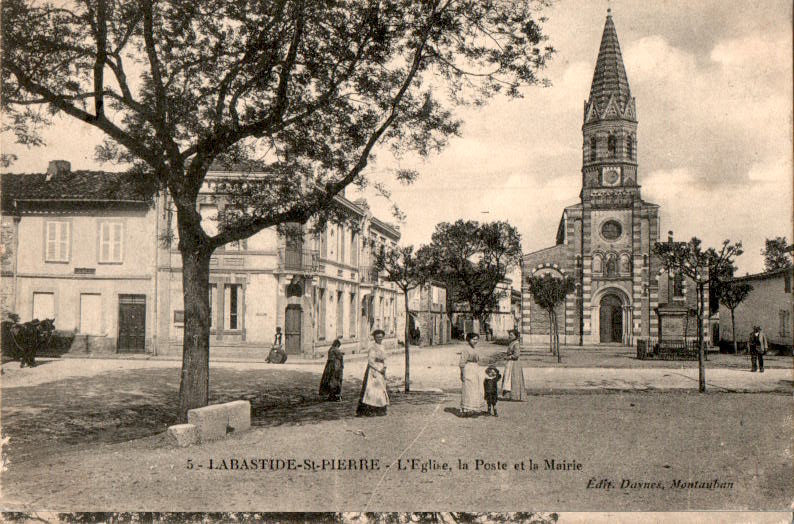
[451, 279, 519, 341]
[719, 268, 793, 352]
[406, 282, 450, 346]
[2, 162, 403, 359]
[1, 162, 158, 354]
[521, 10, 706, 346]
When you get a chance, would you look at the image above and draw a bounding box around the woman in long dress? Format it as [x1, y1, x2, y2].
[501, 329, 527, 401]
[319, 339, 344, 401]
[356, 329, 389, 417]
[459, 332, 486, 415]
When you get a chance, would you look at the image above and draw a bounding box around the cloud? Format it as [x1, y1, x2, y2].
[643, 166, 791, 274]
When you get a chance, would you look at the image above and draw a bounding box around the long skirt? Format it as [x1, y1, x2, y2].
[356, 365, 389, 416]
[460, 362, 486, 413]
[501, 360, 527, 401]
[319, 359, 343, 399]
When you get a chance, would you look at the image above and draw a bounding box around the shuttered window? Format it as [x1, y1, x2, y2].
[45, 221, 70, 262]
[99, 222, 124, 263]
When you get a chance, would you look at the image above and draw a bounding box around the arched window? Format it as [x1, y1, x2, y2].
[592, 254, 603, 274]
[620, 254, 631, 273]
[626, 135, 634, 160]
[590, 137, 597, 161]
[607, 134, 616, 158]
[606, 256, 617, 277]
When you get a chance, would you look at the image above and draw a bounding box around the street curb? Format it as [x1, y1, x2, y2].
[55, 345, 444, 366]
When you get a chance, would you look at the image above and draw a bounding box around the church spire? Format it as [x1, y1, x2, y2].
[587, 9, 632, 114]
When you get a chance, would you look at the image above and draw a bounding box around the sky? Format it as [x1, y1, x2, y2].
[2, 0, 792, 275]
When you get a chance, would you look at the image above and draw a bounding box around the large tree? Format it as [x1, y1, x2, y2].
[718, 281, 753, 354]
[762, 236, 793, 272]
[2, 0, 554, 420]
[526, 273, 574, 362]
[374, 244, 435, 393]
[428, 220, 522, 333]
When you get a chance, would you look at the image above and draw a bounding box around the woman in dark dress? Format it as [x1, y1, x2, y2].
[319, 339, 344, 401]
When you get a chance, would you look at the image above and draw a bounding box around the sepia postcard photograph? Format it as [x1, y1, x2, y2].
[0, 0, 792, 521]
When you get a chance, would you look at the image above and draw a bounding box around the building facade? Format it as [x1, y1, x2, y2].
[2, 163, 403, 359]
[1, 163, 158, 354]
[719, 268, 793, 351]
[521, 11, 705, 346]
[155, 169, 403, 358]
[406, 282, 450, 346]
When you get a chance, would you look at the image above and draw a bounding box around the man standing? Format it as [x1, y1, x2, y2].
[748, 326, 768, 373]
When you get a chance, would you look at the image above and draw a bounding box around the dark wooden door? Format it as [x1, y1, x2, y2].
[611, 307, 623, 343]
[599, 295, 622, 343]
[285, 305, 302, 355]
[118, 295, 146, 352]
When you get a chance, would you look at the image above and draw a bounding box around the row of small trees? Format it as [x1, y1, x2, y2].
[375, 220, 522, 393]
[524, 235, 789, 393]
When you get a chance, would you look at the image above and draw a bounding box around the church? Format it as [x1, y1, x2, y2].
[521, 10, 706, 346]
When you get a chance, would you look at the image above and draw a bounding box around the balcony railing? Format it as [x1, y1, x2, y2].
[278, 248, 319, 272]
[360, 266, 379, 284]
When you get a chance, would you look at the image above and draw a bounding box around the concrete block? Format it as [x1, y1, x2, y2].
[187, 404, 229, 443]
[225, 400, 251, 434]
[167, 424, 198, 447]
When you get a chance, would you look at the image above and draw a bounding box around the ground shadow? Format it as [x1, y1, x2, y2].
[443, 406, 487, 418]
[1, 366, 443, 463]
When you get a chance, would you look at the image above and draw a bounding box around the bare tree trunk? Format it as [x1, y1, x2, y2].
[554, 310, 561, 363]
[702, 285, 709, 362]
[697, 283, 706, 392]
[404, 298, 411, 393]
[177, 230, 213, 422]
[547, 310, 554, 354]
[731, 309, 737, 354]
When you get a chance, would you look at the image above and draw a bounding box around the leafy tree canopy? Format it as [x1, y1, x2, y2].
[526, 273, 574, 312]
[374, 244, 436, 292]
[3, 0, 555, 246]
[718, 281, 753, 311]
[761, 236, 793, 272]
[428, 220, 521, 324]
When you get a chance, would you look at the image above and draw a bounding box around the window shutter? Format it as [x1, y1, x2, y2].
[46, 222, 57, 260]
[59, 222, 69, 261]
[100, 223, 110, 262]
[112, 223, 123, 262]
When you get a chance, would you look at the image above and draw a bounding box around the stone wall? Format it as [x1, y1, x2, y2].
[0, 216, 17, 318]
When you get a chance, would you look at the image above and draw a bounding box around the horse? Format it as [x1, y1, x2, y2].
[9, 318, 55, 368]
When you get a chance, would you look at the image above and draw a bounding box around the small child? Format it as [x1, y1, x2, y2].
[483, 366, 502, 417]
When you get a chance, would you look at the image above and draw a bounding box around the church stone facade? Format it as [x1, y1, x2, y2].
[522, 11, 671, 346]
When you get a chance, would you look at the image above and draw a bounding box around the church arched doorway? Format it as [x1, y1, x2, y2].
[599, 294, 623, 343]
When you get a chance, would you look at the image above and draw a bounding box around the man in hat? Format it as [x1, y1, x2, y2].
[748, 325, 768, 372]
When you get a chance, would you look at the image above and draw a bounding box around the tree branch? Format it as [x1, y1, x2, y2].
[4, 61, 162, 169]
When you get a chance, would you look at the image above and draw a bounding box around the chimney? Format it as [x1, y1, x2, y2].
[46, 160, 71, 181]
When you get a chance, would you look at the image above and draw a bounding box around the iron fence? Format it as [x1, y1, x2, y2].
[636, 336, 700, 360]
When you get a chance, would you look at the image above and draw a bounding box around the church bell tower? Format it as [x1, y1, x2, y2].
[577, 9, 659, 345]
[520, 9, 660, 348]
[582, 8, 638, 195]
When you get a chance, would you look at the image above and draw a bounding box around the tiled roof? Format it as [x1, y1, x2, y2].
[588, 11, 631, 110]
[731, 267, 793, 283]
[1, 170, 150, 213]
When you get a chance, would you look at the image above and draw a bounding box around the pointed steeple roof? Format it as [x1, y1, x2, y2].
[588, 9, 631, 111]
